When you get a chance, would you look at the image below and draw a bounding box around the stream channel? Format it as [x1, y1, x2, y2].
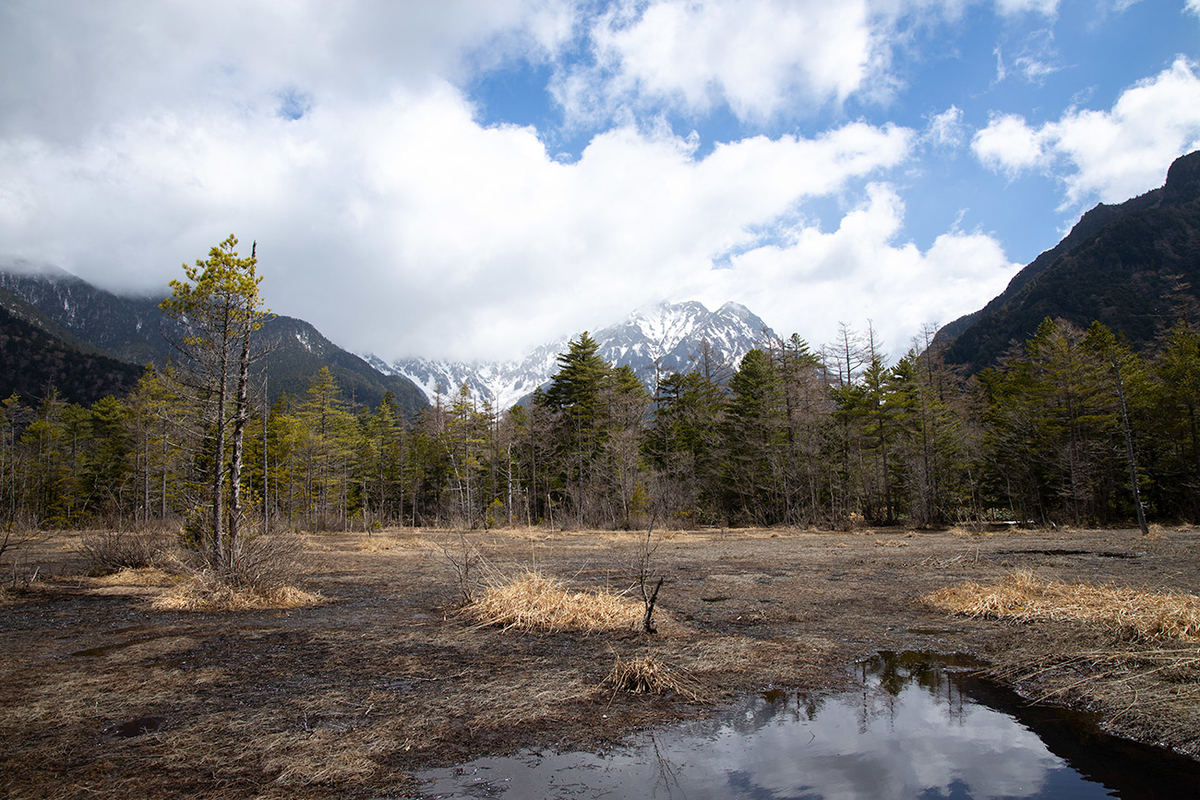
[414, 650, 1200, 799]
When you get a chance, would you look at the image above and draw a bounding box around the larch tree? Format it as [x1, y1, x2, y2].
[160, 235, 268, 572]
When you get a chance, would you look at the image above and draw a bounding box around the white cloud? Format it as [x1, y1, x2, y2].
[558, 0, 884, 123]
[0, 0, 577, 143]
[0, 68, 914, 361]
[994, 0, 1060, 16]
[693, 184, 1019, 359]
[925, 105, 966, 149]
[1186, 0, 1200, 18]
[971, 113, 1052, 173]
[972, 57, 1200, 206]
[553, 0, 1044, 126]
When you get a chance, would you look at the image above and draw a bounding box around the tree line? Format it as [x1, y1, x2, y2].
[5, 302, 1200, 533]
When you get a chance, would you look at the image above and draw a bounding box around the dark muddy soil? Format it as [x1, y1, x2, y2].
[2, 526, 1198, 799]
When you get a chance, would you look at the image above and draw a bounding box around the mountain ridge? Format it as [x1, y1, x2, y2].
[0, 265, 429, 414]
[935, 149, 1200, 374]
[375, 299, 776, 409]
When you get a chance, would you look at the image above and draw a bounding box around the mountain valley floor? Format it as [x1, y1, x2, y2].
[3, 524, 1199, 798]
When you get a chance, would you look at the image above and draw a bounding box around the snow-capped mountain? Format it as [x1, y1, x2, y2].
[374, 300, 776, 410]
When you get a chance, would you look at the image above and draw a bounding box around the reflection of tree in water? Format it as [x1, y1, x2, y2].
[714, 688, 833, 739]
[646, 733, 686, 799]
[852, 651, 972, 731]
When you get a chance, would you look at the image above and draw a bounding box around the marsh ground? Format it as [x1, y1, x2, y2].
[2, 525, 1198, 799]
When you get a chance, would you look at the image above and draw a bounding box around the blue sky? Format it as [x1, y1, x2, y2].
[2, 1, 1199, 364]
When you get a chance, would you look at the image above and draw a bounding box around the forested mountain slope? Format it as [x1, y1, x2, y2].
[0, 288, 143, 405]
[0, 266, 427, 414]
[937, 150, 1200, 374]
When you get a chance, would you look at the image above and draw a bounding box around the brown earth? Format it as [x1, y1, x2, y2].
[2, 525, 1198, 799]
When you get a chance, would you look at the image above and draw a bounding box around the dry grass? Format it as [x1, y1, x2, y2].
[469, 570, 643, 633]
[927, 569, 1200, 641]
[359, 534, 433, 553]
[601, 653, 707, 700]
[151, 570, 323, 612]
[92, 566, 178, 587]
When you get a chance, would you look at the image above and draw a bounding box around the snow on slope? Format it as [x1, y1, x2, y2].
[373, 300, 776, 410]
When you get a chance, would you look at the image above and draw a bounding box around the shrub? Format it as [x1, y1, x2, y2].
[78, 531, 165, 577]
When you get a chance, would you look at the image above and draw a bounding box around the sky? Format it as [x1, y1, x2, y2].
[2, 1, 1200, 365]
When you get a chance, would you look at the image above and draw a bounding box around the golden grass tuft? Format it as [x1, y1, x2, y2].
[601, 654, 707, 700]
[927, 569, 1200, 641]
[469, 570, 643, 633]
[150, 571, 323, 612]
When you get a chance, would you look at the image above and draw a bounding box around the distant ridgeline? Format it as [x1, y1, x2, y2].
[936, 149, 1200, 374]
[0, 266, 426, 414]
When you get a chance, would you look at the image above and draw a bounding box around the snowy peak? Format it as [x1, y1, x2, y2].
[382, 300, 776, 410]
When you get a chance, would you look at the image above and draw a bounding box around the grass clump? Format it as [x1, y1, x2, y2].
[601, 654, 707, 700]
[927, 569, 1200, 641]
[152, 572, 322, 611]
[469, 570, 643, 633]
[152, 534, 321, 612]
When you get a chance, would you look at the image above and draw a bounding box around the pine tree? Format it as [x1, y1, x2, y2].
[539, 333, 612, 527]
[160, 235, 268, 569]
[723, 348, 786, 524]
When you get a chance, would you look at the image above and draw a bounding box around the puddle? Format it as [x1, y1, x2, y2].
[70, 641, 145, 658]
[69, 632, 177, 658]
[415, 651, 1200, 799]
[996, 549, 1141, 559]
[103, 715, 167, 739]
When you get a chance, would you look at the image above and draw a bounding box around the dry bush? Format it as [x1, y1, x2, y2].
[77, 530, 168, 576]
[927, 569, 1200, 641]
[432, 531, 485, 604]
[152, 570, 322, 612]
[601, 654, 707, 700]
[152, 534, 321, 612]
[469, 570, 643, 633]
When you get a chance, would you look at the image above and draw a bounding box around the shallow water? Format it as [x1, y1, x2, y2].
[415, 651, 1200, 799]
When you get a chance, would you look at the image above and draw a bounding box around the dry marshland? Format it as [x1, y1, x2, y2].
[2, 525, 1200, 798]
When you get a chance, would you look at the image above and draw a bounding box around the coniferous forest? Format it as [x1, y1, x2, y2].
[4, 287, 1200, 533]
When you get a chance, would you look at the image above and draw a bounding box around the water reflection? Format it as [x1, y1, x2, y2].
[415, 651, 1200, 799]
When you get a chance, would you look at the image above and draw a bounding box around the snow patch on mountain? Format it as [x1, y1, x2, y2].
[372, 300, 776, 410]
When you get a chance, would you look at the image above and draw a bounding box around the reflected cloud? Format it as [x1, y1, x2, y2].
[417, 652, 1136, 800]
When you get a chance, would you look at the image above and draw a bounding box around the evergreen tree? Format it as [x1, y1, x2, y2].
[160, 235, 267, 569]
[1157, 319, 1200, 520]
[723, 348, 786, 524]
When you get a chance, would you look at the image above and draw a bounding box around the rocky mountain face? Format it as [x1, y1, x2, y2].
[0, 265, 427, 414]
[936, 149, 1200, 374]
[376, 300, 776, 409]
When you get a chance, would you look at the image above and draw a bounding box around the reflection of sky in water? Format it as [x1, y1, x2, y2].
[416, 655, 1137, 799]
